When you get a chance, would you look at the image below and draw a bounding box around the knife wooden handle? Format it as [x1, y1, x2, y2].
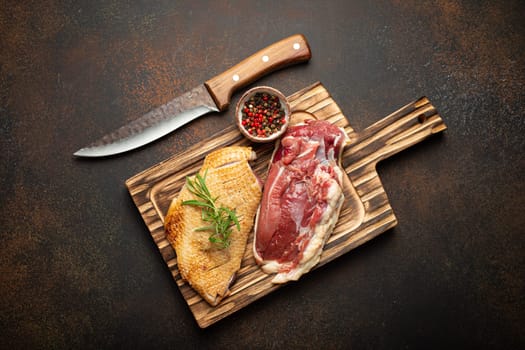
[205, 34, 311, 111]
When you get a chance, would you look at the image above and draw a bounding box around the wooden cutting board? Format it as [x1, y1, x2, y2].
[126, 82, 446, 328]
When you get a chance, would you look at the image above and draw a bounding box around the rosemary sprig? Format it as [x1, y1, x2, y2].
[181, 170, 240, 249]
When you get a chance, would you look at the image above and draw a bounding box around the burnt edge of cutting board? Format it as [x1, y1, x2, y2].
[126, 81, 447, 328]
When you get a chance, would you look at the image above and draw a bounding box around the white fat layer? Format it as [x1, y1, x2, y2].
[270, 181, 344, 283]
[332, 165, 344, 186]
[261, 260, 282, 274]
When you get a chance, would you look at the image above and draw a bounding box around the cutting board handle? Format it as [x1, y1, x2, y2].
[343, 97, 447, 177]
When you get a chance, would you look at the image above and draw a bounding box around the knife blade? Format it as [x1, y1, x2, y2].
[74, 34, 311, 157]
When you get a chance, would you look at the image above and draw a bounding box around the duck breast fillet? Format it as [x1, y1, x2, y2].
[254, 120, 348, 283]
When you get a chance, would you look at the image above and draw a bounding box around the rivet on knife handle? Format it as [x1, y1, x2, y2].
[205, 34, 311, 111]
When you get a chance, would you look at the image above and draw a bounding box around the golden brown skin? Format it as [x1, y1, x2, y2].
[164, 147, 262, 306]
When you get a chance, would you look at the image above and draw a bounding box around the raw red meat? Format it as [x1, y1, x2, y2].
[253, 120, 348, 283]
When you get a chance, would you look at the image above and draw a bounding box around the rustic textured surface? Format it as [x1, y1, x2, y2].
[1, 0, 524, 348]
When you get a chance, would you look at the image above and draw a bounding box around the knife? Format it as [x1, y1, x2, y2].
[74, 34, 311, 157]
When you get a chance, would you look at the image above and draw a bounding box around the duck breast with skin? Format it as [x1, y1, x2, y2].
[253, 120, 348, 283]
[165, 146, 262, 306]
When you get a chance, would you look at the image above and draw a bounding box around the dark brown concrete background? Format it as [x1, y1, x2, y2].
[1, 1, 524, 348]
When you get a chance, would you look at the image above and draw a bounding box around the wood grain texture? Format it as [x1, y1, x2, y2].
[205, 34, 311, 110]
[126, 82, 446, 328]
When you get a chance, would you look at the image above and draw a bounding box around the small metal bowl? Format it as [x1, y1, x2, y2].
[235, 86, 291, 143]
